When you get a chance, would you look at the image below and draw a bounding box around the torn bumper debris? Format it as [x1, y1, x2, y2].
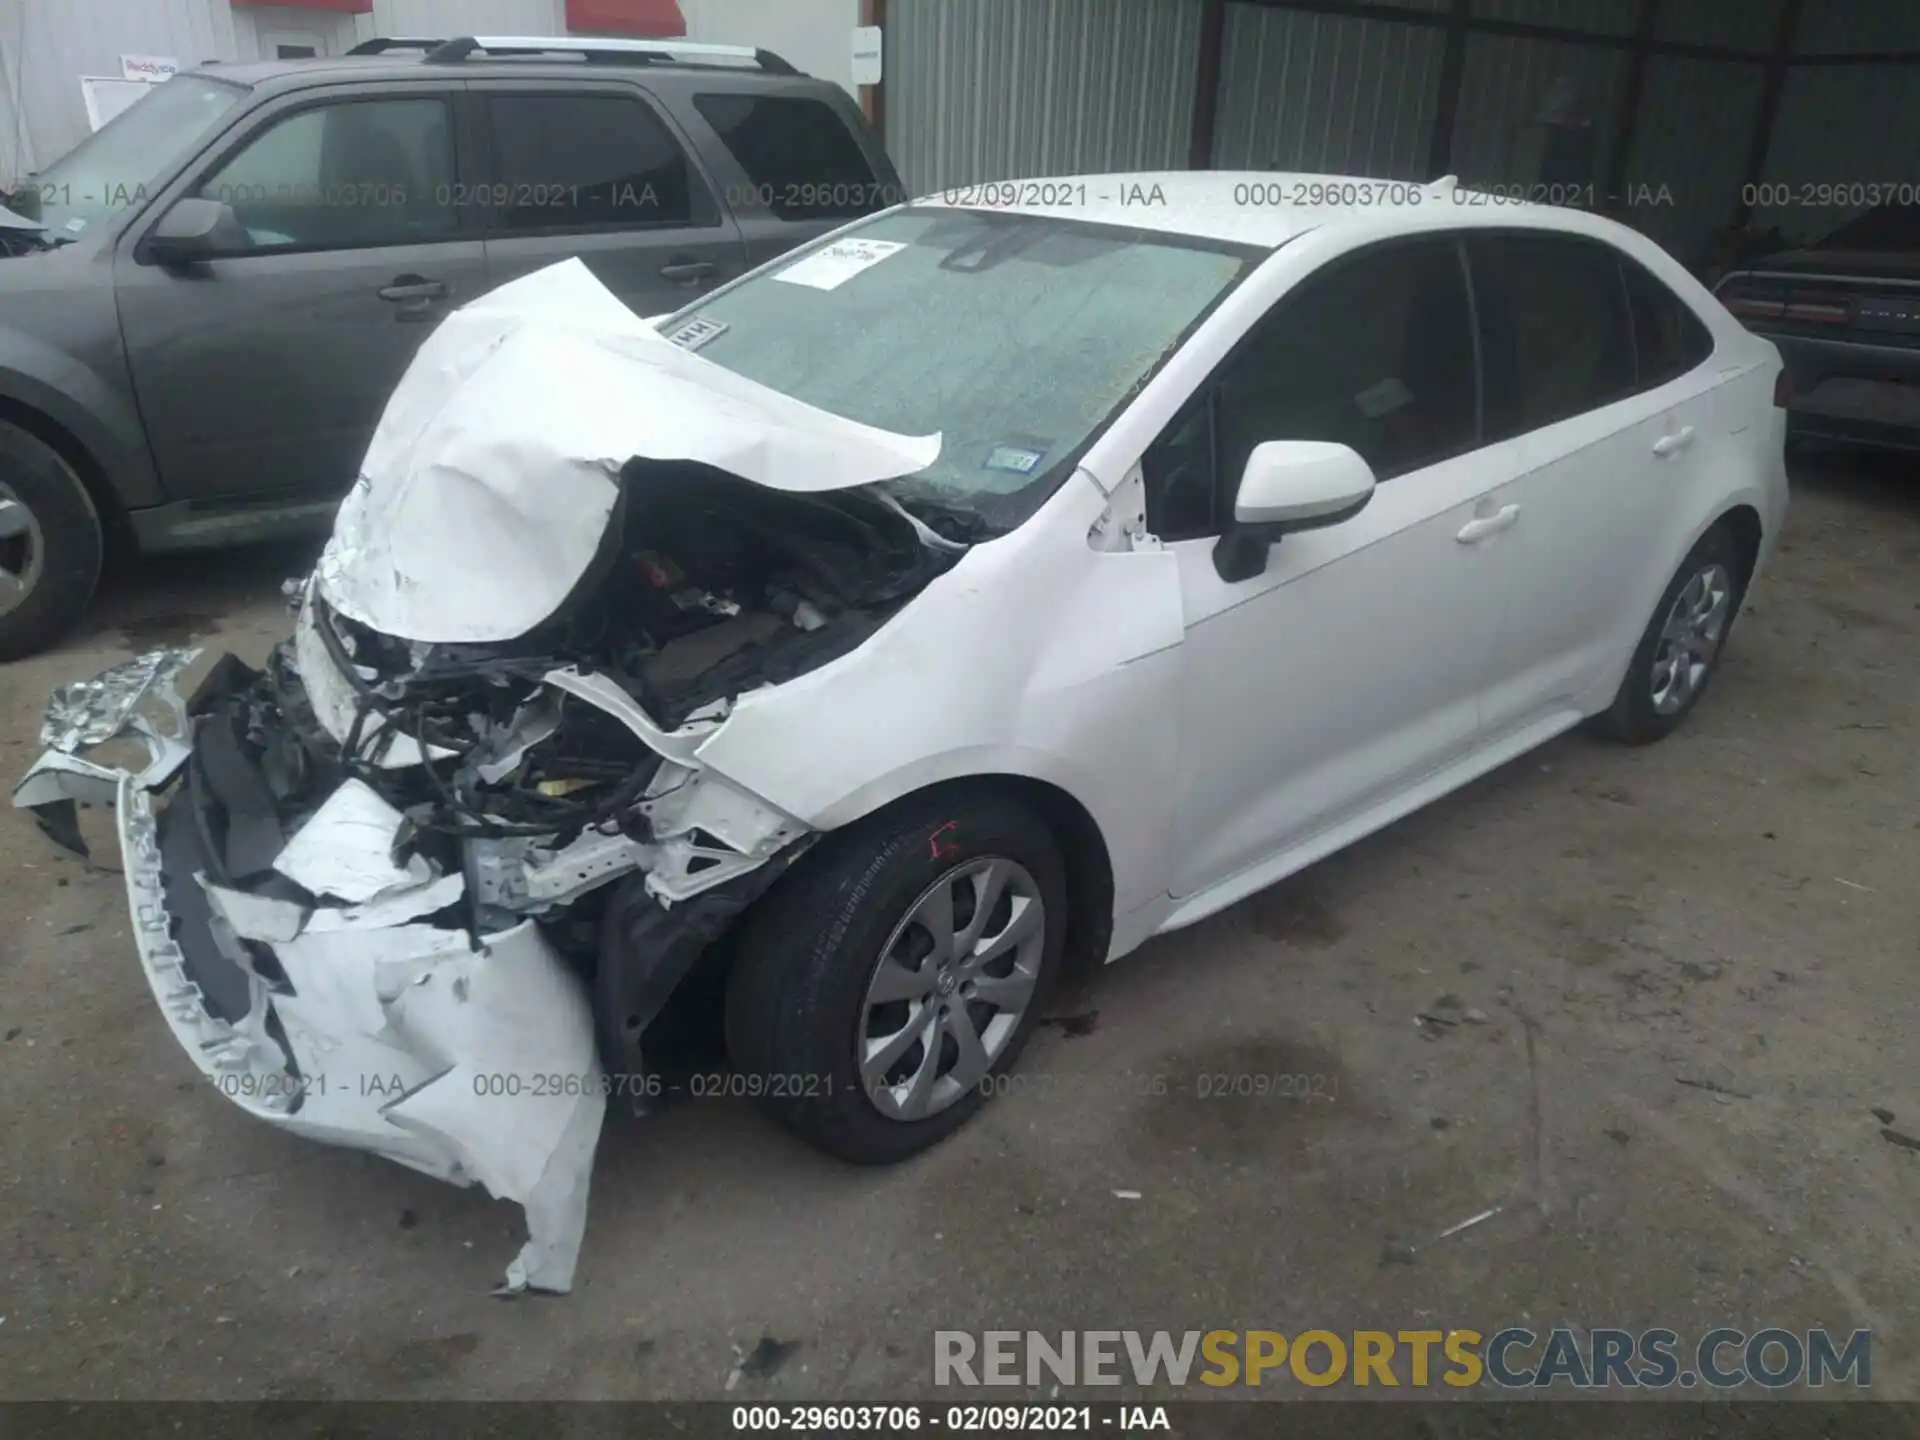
[11, 649, 621, 1293]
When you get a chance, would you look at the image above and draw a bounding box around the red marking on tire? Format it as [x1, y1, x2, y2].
[929, 821, 960, 860]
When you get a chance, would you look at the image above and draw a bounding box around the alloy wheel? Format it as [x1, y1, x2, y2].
[1650, 561, 1732, 715]
[859, 856, 1046, 1121]
[0, 481, 43, 619]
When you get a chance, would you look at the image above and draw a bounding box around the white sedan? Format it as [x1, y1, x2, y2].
[14, 172, 1787, 1290]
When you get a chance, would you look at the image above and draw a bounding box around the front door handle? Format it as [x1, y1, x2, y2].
[378, 274, 449, 321]
[1652, 425, 1696, 457]
[660, 258, 715, 283]
[1456, 503, 1520, 544]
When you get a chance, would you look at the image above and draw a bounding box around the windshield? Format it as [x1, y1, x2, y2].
[668, 207, 1256, 529]
[12, 77, 245, 241]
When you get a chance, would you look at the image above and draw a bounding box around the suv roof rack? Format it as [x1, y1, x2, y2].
[346, 37, 447, 56]
[420, 35, 799, 74]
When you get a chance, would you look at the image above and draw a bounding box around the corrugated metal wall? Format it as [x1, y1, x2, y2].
[1448, 30, 1627, 188]
[1755, 62, 1920, 243]
[886, 0, 1201, 196]
[1210, 4, 1442, 177]
[1622, 56, 1763, 265]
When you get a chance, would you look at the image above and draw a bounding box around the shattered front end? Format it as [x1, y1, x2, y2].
[12, 260, 963, 1292]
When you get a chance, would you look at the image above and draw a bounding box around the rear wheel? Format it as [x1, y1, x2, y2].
[0, 421, 103, 661]
[1596, 524, 1742, 745]
[725, 792, 1067, 1164]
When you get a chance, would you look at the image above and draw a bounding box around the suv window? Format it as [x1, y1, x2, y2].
[1470, 233, 1636, 438]
[485, 94, 711, 231]
[1145, 238, 1479, 541]
[198, 98, 456, 251]
[1621, 258, 1713, 388]
[692, 93, 884, 220]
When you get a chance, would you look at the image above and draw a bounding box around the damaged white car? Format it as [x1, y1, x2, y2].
[14, 174, 1788, 1292]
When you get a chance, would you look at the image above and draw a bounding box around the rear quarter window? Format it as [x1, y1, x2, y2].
[1621, 257, 1715, 388]
[693, 92, 889, 221]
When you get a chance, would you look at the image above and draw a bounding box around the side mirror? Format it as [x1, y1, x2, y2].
[1212, 440, 1376, 583]
[145, 197, 249, 266]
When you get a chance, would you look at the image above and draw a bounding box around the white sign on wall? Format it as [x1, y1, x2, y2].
[850, 26, 882, 86]
[120, 54, 181, 83]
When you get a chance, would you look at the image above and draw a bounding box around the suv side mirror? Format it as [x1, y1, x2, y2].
[145, 198, 249, 266]
[1212, 440, 1377, 583]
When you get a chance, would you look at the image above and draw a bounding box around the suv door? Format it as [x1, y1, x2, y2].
[1467, 232, 1720, 738]
[468, 84, 748, 314]
[115, 84, 486, 505]
[1145, 237, 1518, 902]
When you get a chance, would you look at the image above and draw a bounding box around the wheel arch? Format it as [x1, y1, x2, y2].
[850, 772, 1117, 989]
[0, 395, 129, 549]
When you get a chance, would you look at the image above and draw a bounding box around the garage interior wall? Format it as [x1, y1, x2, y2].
[887, 0, 1203, 195]
[882, 0, 1920, 270]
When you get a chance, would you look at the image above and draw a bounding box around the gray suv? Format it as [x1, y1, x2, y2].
[0, 35, 902, 659]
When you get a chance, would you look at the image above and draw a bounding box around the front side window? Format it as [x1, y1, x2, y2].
[486, 95, 708, 231]
[1622, 257, 1714, 389]
[693, 92, 883, 221]
[1144, 238, 1479, 540]
[671, 207, 1255, 532]
[197, 98, 456, 251]
[1470, 233, 1636, 438]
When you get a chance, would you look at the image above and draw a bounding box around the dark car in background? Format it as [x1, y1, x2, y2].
[0, 34, 901, 659]
[1713, 203, 1920, 454]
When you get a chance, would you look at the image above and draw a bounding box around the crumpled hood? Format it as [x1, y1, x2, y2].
[317, 259, 942, 645]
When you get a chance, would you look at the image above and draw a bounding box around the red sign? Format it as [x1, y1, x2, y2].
[566, 0, 687, 38]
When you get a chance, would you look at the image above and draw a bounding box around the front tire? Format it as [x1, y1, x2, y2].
[726, 792, 1068, 1164]
[1596, 524, 1743, 745]
[0, 421, 103, 662]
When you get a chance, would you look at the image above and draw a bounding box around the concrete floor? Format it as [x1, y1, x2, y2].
[0, 453, 1914, 1402]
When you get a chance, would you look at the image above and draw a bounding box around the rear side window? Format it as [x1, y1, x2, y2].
[1144, 237, 1479, 540]
[1470, 233, 1636, 439]
[693, 92, 884, 221]
[485, 95, 711, 231]
[1621, 258, 1714, 388]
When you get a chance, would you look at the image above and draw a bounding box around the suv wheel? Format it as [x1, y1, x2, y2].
[726, 792, 1068, 1164]
[0, 421, 102, 661]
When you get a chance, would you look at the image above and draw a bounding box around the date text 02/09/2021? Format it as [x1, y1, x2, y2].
[730, 1404, 1170, 1432]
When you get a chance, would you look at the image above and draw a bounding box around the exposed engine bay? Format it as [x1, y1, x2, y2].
[9, 258, 971, 1295]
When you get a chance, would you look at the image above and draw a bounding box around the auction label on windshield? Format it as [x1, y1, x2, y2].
[772, 237, 908, 291]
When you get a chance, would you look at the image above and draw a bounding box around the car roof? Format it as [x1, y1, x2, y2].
[187, 52, 822, 91]
[914, 170, 1629, 252]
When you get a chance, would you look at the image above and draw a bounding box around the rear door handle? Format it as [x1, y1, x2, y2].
[1456, 503, 1520, 544]
[1652, 425, 1696, 457]
[660, 259, 715, 283]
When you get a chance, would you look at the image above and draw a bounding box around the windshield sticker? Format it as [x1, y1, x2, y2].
[772, 237, 908, 291]
[984, 444, 1048, 476]
[62, 217, 88, 235]
[666, 315, 728, 351]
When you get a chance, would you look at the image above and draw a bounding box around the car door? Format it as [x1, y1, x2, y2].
[1466, 231, 1720, 738]
[115, 84, 487, 504]
[1146, 237, 1522, 901]
[468, 83, 748, 316]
